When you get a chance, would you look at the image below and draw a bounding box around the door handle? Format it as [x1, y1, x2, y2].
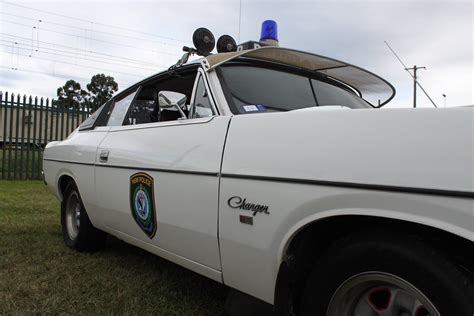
[99, 150, 109, 163]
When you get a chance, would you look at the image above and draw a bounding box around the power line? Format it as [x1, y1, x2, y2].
[0, 65, 91, 82]
[0, 19, 179, 56]
[0, 40, 167, 71]
[0, 49, 147, 78]
[0, 65, 136, 97]
[0, 11, 183, 48]
[0, 33, 166, 67]
[2, 2, 188, 44]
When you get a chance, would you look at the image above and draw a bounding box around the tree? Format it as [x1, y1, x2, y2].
[87, 74, 118, 111]
[55, 80, 88, 110]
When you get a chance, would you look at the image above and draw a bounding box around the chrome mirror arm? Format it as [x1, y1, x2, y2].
[174, 104, 187, 120]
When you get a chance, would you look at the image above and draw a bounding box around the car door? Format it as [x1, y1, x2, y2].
[94, 69, 229, 273]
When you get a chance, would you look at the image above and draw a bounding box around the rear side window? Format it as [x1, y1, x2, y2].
[78, 101, 112, 131]
[79, 103, 105, 130]
[107, 88, 140, 126]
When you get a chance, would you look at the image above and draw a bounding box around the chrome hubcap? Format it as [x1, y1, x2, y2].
[327, 272, 439, 316]
[65, 192, 81, 240]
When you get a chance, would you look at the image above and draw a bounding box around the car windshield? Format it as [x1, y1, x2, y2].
[218, 65, 371, 114]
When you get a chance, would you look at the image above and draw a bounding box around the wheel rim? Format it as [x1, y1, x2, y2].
[327, 272, 439, 316]
[65, 191, 81, 240]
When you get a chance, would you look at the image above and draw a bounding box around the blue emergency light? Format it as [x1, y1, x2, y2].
[260, 20, 278, 42]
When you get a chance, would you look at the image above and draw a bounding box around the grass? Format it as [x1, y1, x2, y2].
[0, 181, 228, 315]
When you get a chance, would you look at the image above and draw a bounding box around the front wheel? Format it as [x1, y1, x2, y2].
[61, 181, 106, 252]
[300, 231, 474, 316]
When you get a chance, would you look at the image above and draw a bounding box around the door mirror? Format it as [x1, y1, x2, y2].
[158, 91, 187, 119]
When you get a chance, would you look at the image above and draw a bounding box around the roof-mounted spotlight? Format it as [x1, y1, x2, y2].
[170, 27, 216, 70]
[217, 35, 237, 53]
[192, 27, 215, 57]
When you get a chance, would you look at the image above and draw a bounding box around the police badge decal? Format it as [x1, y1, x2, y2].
[130, 172, 157, 238]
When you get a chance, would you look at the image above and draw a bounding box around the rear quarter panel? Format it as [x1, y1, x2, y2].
[43, 129, 109, 227]
[218, 107, 473, 303]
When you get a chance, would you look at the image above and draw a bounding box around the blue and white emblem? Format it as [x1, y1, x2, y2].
[130, 172, 157, 238]
[134, 189, 150, 220]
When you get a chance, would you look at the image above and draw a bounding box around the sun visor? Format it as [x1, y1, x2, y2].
[206, 47, 395, 107]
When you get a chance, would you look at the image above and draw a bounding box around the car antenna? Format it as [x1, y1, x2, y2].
[384, 41, 438, 108]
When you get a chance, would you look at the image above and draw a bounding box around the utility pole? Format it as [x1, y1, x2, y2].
[385, 42, 438, 108]
[405, 65, 426, 108]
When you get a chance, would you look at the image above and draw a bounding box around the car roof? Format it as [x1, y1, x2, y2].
[205, 47, 395, 107]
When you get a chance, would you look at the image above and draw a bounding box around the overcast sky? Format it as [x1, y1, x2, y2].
[0, 0, 472, 108]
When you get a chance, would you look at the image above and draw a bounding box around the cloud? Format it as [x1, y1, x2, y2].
[0, 0, 472, 107]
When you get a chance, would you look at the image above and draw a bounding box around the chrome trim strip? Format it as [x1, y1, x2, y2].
[221, 173, 474, 198]
[43, 158, 218, 177]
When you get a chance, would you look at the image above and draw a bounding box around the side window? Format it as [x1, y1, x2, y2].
[189, 75, 213, 119]
[121, 69, 198, 126]
[107, 88, 139, 126]
[125, 98, 157, 126]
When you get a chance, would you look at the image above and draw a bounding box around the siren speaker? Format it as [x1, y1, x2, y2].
[217, 35, 237, 53]
[192, 28, 215, 56]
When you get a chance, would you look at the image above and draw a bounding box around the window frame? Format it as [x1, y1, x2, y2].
[104, 66, 220, 133]
[188, 67, 219, 119]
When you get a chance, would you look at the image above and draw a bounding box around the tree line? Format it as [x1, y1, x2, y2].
[54, 74, 118, 112]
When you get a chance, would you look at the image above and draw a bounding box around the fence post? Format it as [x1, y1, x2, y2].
[45, 98, 49, 145]
[71, 102, 76, 132]
[66, 104, 70, 137]
[55, 103, 59, 141]
[19, 96, 26, 180]
[49, 101, 54, 143]
[59, 105, 63, 140]
[7, 93, 14, 179]
[30, 97, 37, 179]
[36, 97, 44, 180]
[1, 92, 7, 180]
[13, 95, 21, 179]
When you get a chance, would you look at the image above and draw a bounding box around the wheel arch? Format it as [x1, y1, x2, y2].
[274, 214, 474, 316]
[57, 172, 77, 201]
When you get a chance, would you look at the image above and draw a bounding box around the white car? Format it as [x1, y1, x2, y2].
[43, 46, 474, 316]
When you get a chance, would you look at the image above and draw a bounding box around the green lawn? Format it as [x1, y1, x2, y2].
[0, 181, 228, 315]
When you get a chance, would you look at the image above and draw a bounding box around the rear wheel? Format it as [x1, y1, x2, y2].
[300, 231, 474, 316]
[61, 181, 106, 252]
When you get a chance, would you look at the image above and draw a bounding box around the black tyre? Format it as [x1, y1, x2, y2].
[300, 231, 474, 316]
[61, 181, 106, 252]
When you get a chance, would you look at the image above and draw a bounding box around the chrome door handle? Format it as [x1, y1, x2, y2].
[99, 150, 109, 163]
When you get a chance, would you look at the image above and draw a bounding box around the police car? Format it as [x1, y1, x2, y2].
[43, 22, 474, 316]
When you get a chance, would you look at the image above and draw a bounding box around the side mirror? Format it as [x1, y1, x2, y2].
[158, 91, 187, 119]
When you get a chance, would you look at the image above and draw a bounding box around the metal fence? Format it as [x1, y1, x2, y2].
[0, 91, 91, 180]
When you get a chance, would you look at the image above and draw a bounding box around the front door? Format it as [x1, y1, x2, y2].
[94, 69, 228, 272]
